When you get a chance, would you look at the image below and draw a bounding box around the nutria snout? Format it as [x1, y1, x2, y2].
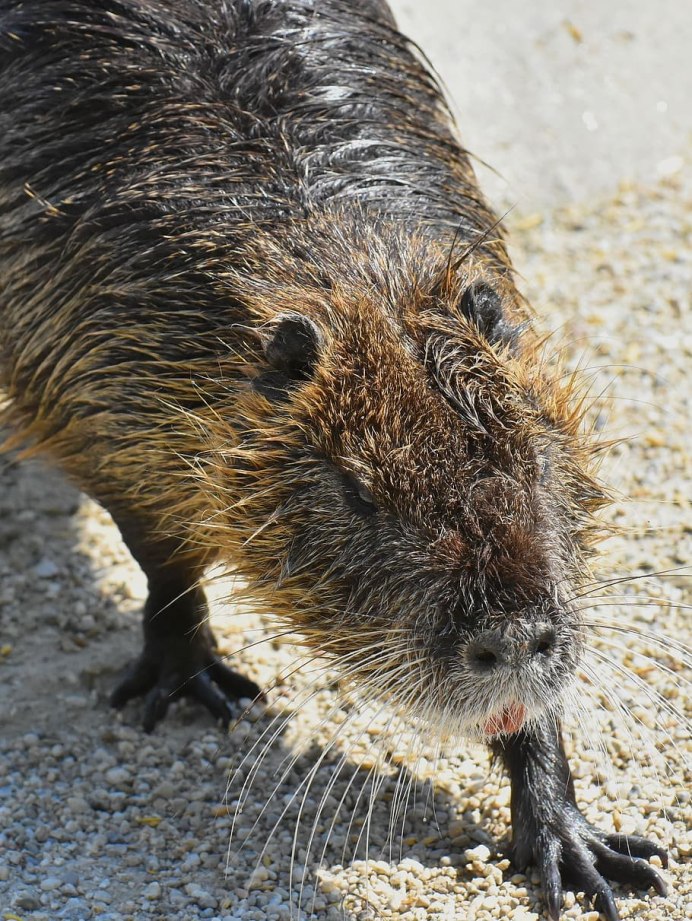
[467, 623, 560, 670]
[458, 617, 579, 737]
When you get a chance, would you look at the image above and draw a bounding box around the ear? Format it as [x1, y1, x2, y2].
[459, 284, 504, 339]
[263, 313, 322, 378]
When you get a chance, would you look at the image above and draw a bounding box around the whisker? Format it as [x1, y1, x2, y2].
[570, 566, 690, 602]
[584, 646, 689, 765]
[576, 658, 669, 793]
[229, 646, 414, 862]
[588, 634, 691, 688]
[583, 619, 692, 664]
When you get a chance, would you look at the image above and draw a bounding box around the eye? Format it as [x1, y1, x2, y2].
[342, 471, 378, 517]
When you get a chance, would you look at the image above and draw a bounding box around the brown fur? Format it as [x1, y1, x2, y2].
[2, 198, 606, 715]
[0, 0, 612, 730]
[2, 5, 672, 917]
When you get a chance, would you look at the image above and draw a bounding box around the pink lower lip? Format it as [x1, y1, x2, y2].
[483, 702, 527, 736]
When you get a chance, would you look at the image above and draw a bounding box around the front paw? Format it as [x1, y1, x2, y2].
[110, 627, 262, 732]
[512, 805, 667, 920]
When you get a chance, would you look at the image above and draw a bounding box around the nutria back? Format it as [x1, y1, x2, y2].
[0, 0, 501, 245]
[0, 0, 510, 521]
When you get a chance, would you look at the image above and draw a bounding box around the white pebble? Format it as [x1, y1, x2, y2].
[40, 877, 62, 891]
[465, 844, 491, 862]
[143, 881, 161, 900]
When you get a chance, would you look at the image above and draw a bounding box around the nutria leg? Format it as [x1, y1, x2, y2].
[109, 527, 261, 731]
[493, 721, 668, 921]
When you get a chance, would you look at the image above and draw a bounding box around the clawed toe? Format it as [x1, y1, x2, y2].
[592, 838, 668, 898]
[209, 659, 264, 702]
[550, 837, 620, 921]
[142, 682, 175, 733]
[111, 648, 261, 732]
[110, 656, 158, 709]
[592, 885, 619, 921]
[540, 844, 563, 920]
[542, 825, 669, 920]
[604, 833, 668, 868]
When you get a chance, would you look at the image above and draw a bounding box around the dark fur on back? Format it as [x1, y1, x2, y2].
[0, 0, 520, 549]
[0, 0, 503, 245]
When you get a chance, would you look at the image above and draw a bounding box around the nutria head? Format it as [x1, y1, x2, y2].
[201, 230, 607, 741]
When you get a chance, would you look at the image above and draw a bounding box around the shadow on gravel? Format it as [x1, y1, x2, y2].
[1, 451, 500, 919]
[0, 452, 661, 920]
[0, 452, 141, 738]
[223, 725, 507, 918]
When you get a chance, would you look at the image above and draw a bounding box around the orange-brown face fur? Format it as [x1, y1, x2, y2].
[195, 225, 608, 742]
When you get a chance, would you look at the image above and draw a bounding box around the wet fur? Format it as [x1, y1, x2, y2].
[0, 2, 669, 918]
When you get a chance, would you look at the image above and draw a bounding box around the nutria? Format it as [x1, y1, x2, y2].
[0, 1, 669, 918]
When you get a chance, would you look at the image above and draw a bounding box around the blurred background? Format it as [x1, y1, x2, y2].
[391, 0, 691, 211]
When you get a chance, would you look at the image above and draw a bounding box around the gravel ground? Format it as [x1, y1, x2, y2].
[1, 5, 691, 918]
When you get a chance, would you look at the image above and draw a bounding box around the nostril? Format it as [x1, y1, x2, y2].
[475, 648, 498, 667]
[468, 634, 502, 670]
[531, 626, 557, 657]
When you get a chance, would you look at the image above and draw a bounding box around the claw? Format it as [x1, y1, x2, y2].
[545, 875, 563, 920]
[187, 672, 235, 728]
[110, 659, 157, 709]
[652, 871, 669, 898]
[142, 683, 174, 733]
[539, 834, 563, 920]
[110, 647, 260, 730]
[593, 885, 620, 921]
